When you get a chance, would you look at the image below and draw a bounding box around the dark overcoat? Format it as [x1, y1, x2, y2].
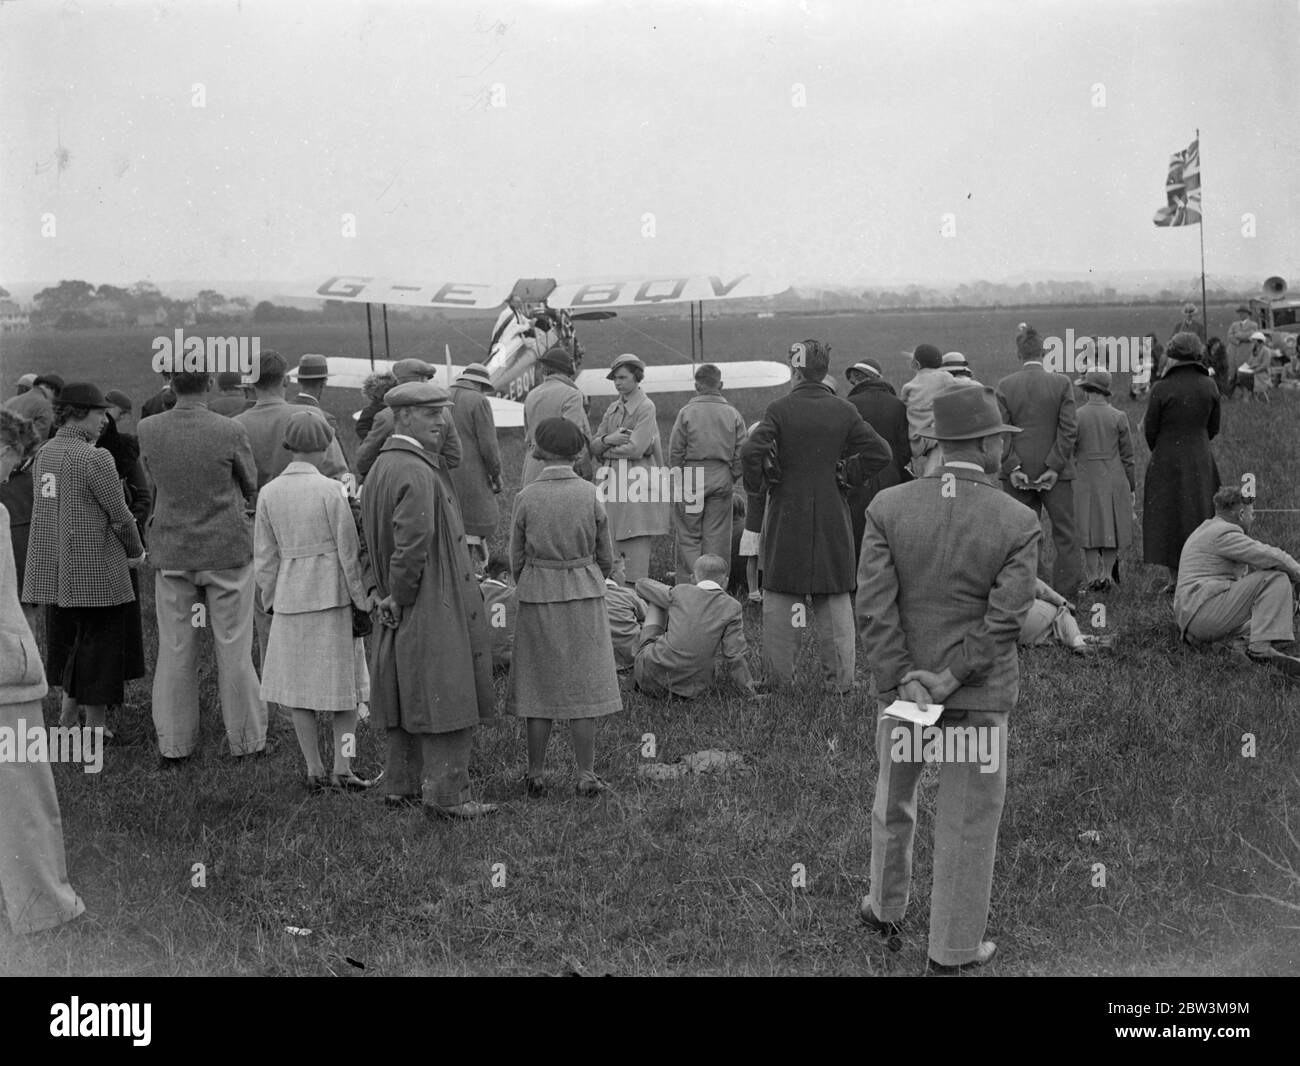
[361, 437, 494, 733]
[741, 380, 892, 595]
[1141, 361, 1221, 568]
[846, 377, 911, 557]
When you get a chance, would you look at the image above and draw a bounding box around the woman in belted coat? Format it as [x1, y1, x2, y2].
[589, 353, 670, 584]
[508, 418, 622, 797]
[1142, 333, 1221, 591]
[255, 412, 374, 791]
[1072, 370, 1134, 590]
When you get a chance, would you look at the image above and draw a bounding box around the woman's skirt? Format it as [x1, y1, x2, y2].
[507, 598, 622, 719]
[45, 602, 139, 706]
[260, 605, 360, 712]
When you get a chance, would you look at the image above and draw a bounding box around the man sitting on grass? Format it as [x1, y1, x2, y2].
[1175, 486, 1300, 676]
[604, 557, 646, 670]
[632, 554, 760, 699]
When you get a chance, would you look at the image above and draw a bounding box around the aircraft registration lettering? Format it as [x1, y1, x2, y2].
[569, 282, 624, 307]
[430, 282, 492, 306]
[317, 275, 375, 299]
[634, 278, 689, 303]
[708, 274, 750, 297]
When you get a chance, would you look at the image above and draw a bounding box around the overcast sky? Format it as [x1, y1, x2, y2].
[2, 0, 1296, 290]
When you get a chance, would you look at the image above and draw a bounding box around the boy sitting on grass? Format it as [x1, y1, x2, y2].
[604, 556, 646, 670]
[633, 554, 761, 699]
[1018, 577, 1112, 656]
[480, 554, 516, 672]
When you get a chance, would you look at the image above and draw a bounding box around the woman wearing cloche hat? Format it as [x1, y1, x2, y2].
[1072, 370, 1135, 592]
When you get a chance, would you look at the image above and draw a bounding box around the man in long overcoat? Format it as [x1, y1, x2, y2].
[521, 347, 592, 486]
[448, 364, 502, 570]
[845, 359, 910, 562]
[362, 381, 497, 819]
[741, 340, 892, 693]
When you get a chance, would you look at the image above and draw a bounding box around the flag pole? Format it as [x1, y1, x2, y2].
[1197, 128, 1208, 338]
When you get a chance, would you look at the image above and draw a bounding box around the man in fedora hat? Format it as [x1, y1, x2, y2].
[449, 363, 502, 571]
[521, 346, 591, 487]
[742, 339, 892, 694]
[362, 381, 497, 819]
[1171, 301, 1206, 343]
[856, 384, 1040, 973]
[291, 354, 347, 465]
[1226, 305, 1257, 387]
[356, 358, 460, 478]
[995, 325, 1083, 597]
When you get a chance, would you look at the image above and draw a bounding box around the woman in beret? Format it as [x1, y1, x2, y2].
[254, 410, 375, 791]
[589, 353, 670, 584]
[508, 416, 622, 797]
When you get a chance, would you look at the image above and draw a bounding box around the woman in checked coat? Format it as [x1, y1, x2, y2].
[1072, 370, 1134, 591]
[508, 417, 622, 797]
[589, 353, 670, 584]
[254, 411, 374, 791]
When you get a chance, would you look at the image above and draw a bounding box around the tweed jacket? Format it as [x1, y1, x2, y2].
[1, 504, 48, 705]
[857, 465, 1041, 710]
[138, 401, 258, 571]
[668, 393, 746, 478]
[254, 463, 369, 615]
[448, 382, 502, 539]
[1174, 517, 1300, 637]
[633, 578, 752, 698]
[996, 362, 1079, 481]
[356, 405, 462, 479]
[510, 466, 613, 603]
[741, 380, 892, 595]
[22, 425, 143, 607]
[521, 374, 592, 485]
[235, 397, 348, 489]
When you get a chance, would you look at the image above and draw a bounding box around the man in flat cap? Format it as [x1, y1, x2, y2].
[362, 381, 497, 818]
[667, 363, 746, 584]
[356, 358, 461, 479]
[742, 339, 892, 694]
[856, 385, 1040, 973]
[449, 363, 502, 573]
[521, 346, 591, 487]
[845, 358, 910, 563]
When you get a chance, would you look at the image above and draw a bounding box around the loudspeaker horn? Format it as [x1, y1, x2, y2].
[1263, 276, 1287, 298]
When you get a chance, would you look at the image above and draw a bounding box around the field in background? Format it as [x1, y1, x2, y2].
[1, 308, 1298, 976]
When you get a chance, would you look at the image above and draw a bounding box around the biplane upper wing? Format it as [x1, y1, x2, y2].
[289, 276, 514, 310]
[547, 273, 787, 310]
[576, 361, 791, 396]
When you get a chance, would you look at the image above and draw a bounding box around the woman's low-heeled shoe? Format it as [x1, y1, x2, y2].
[330, 772, 374, 791]
[927, 941, 997, 973]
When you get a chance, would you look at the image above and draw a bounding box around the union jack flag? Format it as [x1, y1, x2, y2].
[1153, 138, 1201, 227]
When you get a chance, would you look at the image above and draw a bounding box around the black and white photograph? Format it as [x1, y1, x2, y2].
[0, 0, 1297, 1009]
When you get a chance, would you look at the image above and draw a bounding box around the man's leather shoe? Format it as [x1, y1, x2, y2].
[424, 800, 499, 820]
[383, 793, 422, 809]
[1248, 646, 1300, 677]
[858, 896, 902, 936]
[927, 941, 997, 973]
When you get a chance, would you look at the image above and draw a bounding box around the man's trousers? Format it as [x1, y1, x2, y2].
[384, 726, 474, 808]
[152, 564, 267, 758]
[673, 461, 734, 583]
[761, 590, 855, 692]
[865, 708, 1009, 967]
[1184, 571, 1296, 647]
[1004, 479, 1082, 596]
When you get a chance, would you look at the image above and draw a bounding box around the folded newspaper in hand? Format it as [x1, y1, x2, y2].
[882, 700, 944, 726]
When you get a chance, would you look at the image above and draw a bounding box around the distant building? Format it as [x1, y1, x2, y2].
[0, 298, 30, 332]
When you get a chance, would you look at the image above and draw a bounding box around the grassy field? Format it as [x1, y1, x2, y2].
[1, 307, 1298, 976]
